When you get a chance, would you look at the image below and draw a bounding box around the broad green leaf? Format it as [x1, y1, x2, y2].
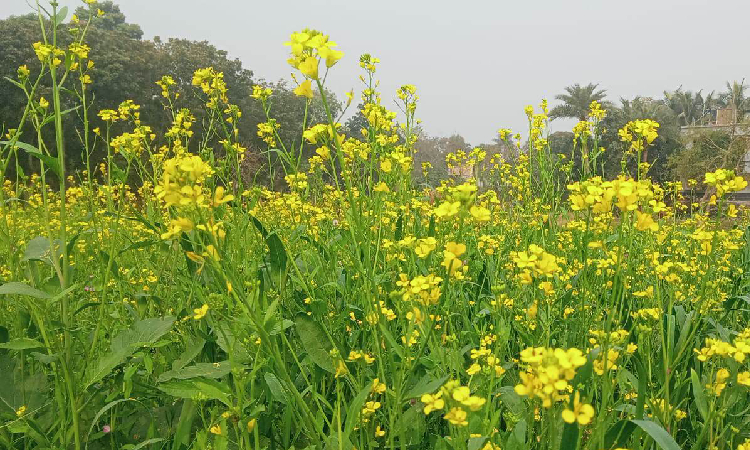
[54, 6, 68, 25]
[0, 338, 44, 350]
[505, 419, 527, 450]
[158, 378, 232, 406]
[213, 324, 251, 362]
[0, 141, 61, 177]
[158, 361, 231, 382]
[0, 282, 51, 299]
[264, 372, 288, 404]
[86, 316, 175, 386]
[172, 337, 205, 370]
[0, 357, 48, 414]
[559, 422, 579, 449]
[631, 419, 681, 450]
[405, 374, 450, 399]
[468, 437, 488, 450]
[111, 316, 176, 351]
[295, 313, 334, 373]
[31, 352, 57, 364]
[497, 386, 525, 416]
[22, 236, 53, 263]
[691, 369, 708, 421]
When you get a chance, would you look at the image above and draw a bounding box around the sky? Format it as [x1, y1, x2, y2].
[4, 0, 750, 144]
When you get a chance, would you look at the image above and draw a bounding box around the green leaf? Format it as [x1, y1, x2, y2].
[172, 337, 205, 370]
[22, 236, 53, 263]
[295, 313, 335, 373]
[635, 357, 647, 419]
[0, 141, 40, 154]
[85, 399, 137, 442]
[604, 419, 637, 449]
[252, 216, 288, 287]
[571, 347, 599, 387]
[0, 338, 44, 350]
[118, 239, 159, 256]
[405, 374, 450, 399]
[0, 141, 61, 177]
[497, 386, 525, 416]
[123, 438, 165, 450]
[505, 419, 527, 450]
[112, 316, 176, 350]
[691, 369, 708, 421]
[54, 6, 68, 25]
[264, 372, 288, 404]
[344, 383, 372, 438]
[377, 321, 405, 358]
[172, 400, 197, 450]
[631, 419, 681, 450]
[0, 282, 51, 299]
[39, 106, 81, 127]
[559, 395, 579, 450]
[158, 378, 232, 406]
[468, 437, 488, 450]
[158, 361, 231, 382]
[86, 316, 175, 386]
[213, 324, 251, 362]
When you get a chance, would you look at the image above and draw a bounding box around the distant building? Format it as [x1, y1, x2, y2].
[448, 164, 474, 179]
[680, 108, 750, 196]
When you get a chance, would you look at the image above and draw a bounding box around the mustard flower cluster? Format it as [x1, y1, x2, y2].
[514, 347, 588, 407]
[704, 168, 748, 198]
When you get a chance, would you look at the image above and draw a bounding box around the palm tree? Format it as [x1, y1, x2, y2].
[549, 83, 608, 121]
[719, 79, 747, 122]
[702, 90, 718, 124]
[663, 88, 705, 126]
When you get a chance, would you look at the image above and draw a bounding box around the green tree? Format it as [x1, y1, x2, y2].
[663, 88, 709, 126]
[0, 2, 342, 186]
[343, 103, 369, 139]
[669, 128, 748, 185]
[412, 131, 471, 186]
[718, 79, 748, 122]
[599, 96, 682, 183]
[550, 83, 608, 121]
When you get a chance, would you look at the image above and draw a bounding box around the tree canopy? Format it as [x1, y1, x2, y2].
[0, 2, 341, 184]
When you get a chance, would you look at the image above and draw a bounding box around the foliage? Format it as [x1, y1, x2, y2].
[549, 83, 608, 121]
[669, 128, 749, 186]
[3, 5, 750, 450]
[0, 3, 341, 187]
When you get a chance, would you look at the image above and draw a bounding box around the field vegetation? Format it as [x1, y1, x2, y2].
[2, 3, 750, 450]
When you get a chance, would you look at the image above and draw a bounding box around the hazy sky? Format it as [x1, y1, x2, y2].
[4, 0, 750, 144]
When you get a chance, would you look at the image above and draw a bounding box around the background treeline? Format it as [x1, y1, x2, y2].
[0, 2, 341, 187]
[1, 3, 748, 189]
